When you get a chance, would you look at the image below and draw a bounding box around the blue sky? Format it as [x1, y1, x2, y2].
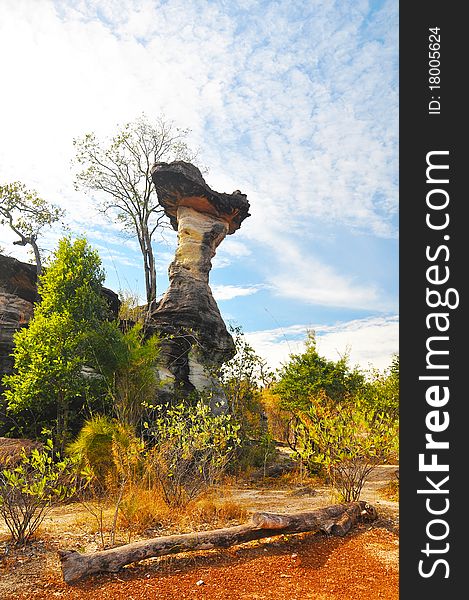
[0, 0, 398, 374]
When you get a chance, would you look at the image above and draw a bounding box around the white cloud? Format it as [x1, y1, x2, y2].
[314, 315, 399, 372]
[211, 283, 263, 302]
[213, 239, 251, 269]
[0, 0, 397, 316]
[1, 0, 397, 231]
[257, 234, 392, 312]
[245, 315, 398, 374]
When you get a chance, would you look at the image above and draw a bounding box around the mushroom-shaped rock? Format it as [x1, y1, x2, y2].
[150, 161, 250, 234]
[148, 162, 250, 412]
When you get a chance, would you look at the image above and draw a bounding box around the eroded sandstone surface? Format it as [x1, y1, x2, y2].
[149, 161, 250, 411]
[0, 255, 38, 391]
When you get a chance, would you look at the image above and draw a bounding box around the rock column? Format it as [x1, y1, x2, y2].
[149, 161, 250, 412]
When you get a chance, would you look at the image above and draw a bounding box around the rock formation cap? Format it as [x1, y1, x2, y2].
[151, 161, 250, 234]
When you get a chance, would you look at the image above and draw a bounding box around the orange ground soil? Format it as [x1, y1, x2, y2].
[1, 524, 398, 600]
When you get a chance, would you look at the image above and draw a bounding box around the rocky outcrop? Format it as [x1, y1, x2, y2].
[149, 161, 250, 412]
[0, 253, 120, 394]
[0, 255, 38, 387]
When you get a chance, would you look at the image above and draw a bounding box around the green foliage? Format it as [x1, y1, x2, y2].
[67, 415, 142, 489]
[145, 400, 241, 508]
[117, 289, 146, 324]
[82, 321, 160, 428]
[295, 393, 398, 501]
[37, 236, 108, 321]
[4, 311, 87, 437]
[0, 181, 64, 273]
[234, 433, 277, 478]
[362, 354, 399, 422]
[0, 439, 77, 545]
[73, 113, 198, 304]
[219, 325, 272, 438]
[273, 332, 365, 413]
[273, 338, 399, 501]
[3, 237, 113, 447]
[107, 324, 160, 428]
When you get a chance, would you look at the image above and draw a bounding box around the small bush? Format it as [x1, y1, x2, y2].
[0, 440, 77, 545]
[67, 415, 143, 490]
[145, 401, 241, 508]
[68, 416, 145, 548]
[232, 435, 277, 477]
[296, 395, 398, 502]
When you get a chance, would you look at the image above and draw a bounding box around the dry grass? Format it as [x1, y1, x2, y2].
[184, 494, 248, 528]
[378, 479, 399, 501]
[0, 437, 43, 467]
[116, 485, 248, 537]
[118, 487, 172, 533]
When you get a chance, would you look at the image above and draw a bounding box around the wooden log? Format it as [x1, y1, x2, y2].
[59, 501, 376, 583]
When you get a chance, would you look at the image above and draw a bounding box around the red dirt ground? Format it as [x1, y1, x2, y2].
[0, 465, 399, 599]
[1, 523, 398, 600]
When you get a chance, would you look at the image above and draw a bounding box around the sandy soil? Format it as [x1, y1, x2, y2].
[0, 465, 399, 599]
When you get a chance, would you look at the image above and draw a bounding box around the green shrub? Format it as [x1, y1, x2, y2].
[0, 440, 77, 545]
[295, 394, 398, 502]
[145, 400, 241, 508]
[67, 415, 142, 489]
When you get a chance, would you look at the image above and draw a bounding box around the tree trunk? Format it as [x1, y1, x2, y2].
[59, 501, 376, 583]
[30, 238, 43, 275]
[143, 227, 156, 308]
[56, 390, 67, 455]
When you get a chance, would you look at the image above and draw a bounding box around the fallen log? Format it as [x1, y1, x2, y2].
[59, 500, 376, 583]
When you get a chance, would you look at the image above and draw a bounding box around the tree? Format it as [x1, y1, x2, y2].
[3, 237, 112, 449]
[218, 325, 272, 437]
[0, 181, 64, 274]
[273, 331, 365, 413]
[362, 354, 399, 422]
[73, 114, 198, 307]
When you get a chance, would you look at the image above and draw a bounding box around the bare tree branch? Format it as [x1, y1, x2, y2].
[73, 114, 199, 305]
[0, 182, 64, 274]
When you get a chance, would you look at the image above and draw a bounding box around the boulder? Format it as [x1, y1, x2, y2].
[0, 255, 38, 387]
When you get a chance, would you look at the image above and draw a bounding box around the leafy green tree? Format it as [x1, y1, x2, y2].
[0, 181, 64, 274]
[273, 331, 365, 413]
[362, 354, 399, 422]
[73, 114, 197, 306]
[3, 237, 112, 448]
